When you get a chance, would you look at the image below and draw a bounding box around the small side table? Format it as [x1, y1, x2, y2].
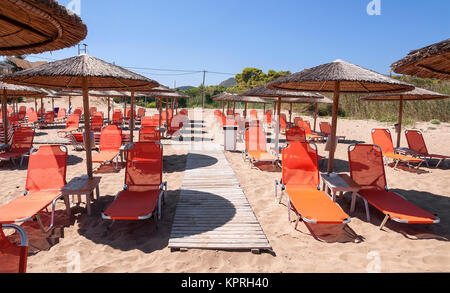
[321, 173, 361, 213]
[62, 176, 101, 216]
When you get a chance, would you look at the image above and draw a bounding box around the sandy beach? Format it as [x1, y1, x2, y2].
[1, 96, 450, 273]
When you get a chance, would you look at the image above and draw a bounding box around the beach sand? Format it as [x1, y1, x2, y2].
[1, 96, 450, 273]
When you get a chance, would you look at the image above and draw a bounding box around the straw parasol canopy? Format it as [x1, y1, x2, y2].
[0, 0, 87, 56]
[1, 54, 159, 178]
[1, 54, 159, 90]
[212, 92, 271, 119]
[361, 87, 449, 148]
[391, 39, 450, 80]
[267, 59, 415, 173]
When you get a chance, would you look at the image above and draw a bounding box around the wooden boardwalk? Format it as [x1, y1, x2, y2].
[168, 148, 271, 252]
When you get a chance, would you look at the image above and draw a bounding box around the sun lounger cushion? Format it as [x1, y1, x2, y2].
[103, 190, 160, 220]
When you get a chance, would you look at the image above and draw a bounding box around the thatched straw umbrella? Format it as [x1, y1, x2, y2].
[391, 39, 450, 80]
[2, 54, 159, 178]
[212, 92, 270, 118]
[267, 59, 415, 172]
[0, 0, 87, 56]
[89, 90, 131, 123]
[0, 82, 44, 140]
[240, 86, 325, 153]
[280, 96, 333, 131]
[361, 87, 449, 148]
[141, 89, 189, 131]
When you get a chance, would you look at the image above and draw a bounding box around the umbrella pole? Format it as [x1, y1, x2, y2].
[263, 104, 266, 116]
[396, 96, 404, 149]
[165, 98, 169, 126]
[52, 98, 54, 112]
[41, 97, 44, 116]
[313, 103, 318, 132]
[275, 96, 282, 155]
[82, 78, 93, 178]
[327, 82, 341, 174]
[130, 91, 135, 143]
[107, 97, 111, 123]
[222, 102, 225, 114]
[69, 96, 72, 111]
[233, 101, 236, 115]
[2, 90, 8, 142]
[34, 99, 37, 113]
[244, 102, 247, 119]
[158, 97, 162, 131]
[289, 103, 293, 123]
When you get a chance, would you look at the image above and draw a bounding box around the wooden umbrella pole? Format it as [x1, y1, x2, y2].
[313, 103, 318, 132]
[82, 78, 93, 178]
[263, 104, 266, 116]
[2, 90, 8, 142]
[233, 101, 236, 115]
[40, 97, 44, 116]
[158, 97, 162, 131]
[222, 101, 225, 114]
[244, 102, 247, 118]
[107, 97, 110, 123]
[289, 103, 293, 123]
[275, 96, 282, 155]
[130, 91, 135, 143]
[327, 81, 341, 174]
[396, 95, 404, 149]
[52, 97, 54, 112]
[69, 96, 72, 111]
[34, 98, 37, 113]
[165, 98, 169, 126]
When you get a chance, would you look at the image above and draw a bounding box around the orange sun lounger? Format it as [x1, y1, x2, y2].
[319, 122, 346, 141]
[102, 142, 167, 222]
[371, 129, 423, 169]
[57, 114, 80, 137]
[297, 120, 326, 142]
[92, 125, 122, 169]
[0, 145, 68, 233]
[275, 142, 350, 228]
[139, 126, 161, 142]
[0, 224, 28, 273]
[243, 127, 278, 168]
[0, 127, 35, 167]
[405, 130, 449, 168]
[348, 144, 439, 229]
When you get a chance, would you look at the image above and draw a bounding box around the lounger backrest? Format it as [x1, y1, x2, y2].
[11, 127, 34, 153]
[280, 114, 287, 130]
[298, 120, 312, 135]
[264, 113, 272, 124]
[25, 145, 68, 192]
[245, 127, 267, 152]
[250, 110, 258, 119]
[125, 142, 162, 192]
[137, 108, 146, 118]
[99, 125, 122, 152]
[66, 114, 80, 129]
[112, 111, 123, 123]
[179, 109, 188, 116]
[139, 126, 160, 142]
[285, 126, 306, 143]
[57, 108, 66, 119]
[371, 129, 394, 154]
[0, 225, 28, 273]
[27, 112, 38, 123]
[405, 130, 428, 155]
[141, 116, 154, 127]
[319, 122, 332, 136]
[282, 141, 319, 188]
[89, 107, 97, 116]
[294, 117, 303, 125]
[94, 112, 104, 119]
[125, 108, 131, 119]
[27, 108, 34, 114]
[74, 108, 82, 116]
[19, 106, 26, 113]
[91, 115, 104, 131]
[44, 111, 54, 123]
[348, 144, 387, 191]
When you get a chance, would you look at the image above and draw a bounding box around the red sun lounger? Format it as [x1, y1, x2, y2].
[92, 125, 122, 169]
[243, 126, 278, 168]
[371, 129, 423, 169]
[102, 142, 167, 221]
[57, 114, 80, 137]
[0, 224, 28, 273]
[0, 127, 35, 167]
[348, 144, 439, 229]
[275, 141, 350, 229]
[139, 126, 161, 142]
[0, 145, 68, 233]
[405, 130, 449, 168]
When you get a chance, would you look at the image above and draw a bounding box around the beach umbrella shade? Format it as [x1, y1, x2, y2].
[391, 39, 450, 80]
[212, 92, 270, 118]
[240, 86, 326, 154]
[1, 54, 159, 178]
[280, 96, 333, 131]
[90, 90, 132, 122]
[361, 87, 449, 148]
[0, 0, 87, 56]
[0, 81, 44, 139]
[267, 59, 415, 172]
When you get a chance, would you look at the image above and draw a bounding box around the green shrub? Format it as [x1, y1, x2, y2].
[430, 119, 440, 125]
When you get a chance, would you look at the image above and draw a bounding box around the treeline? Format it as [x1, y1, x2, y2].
[180, 68, 450, 124]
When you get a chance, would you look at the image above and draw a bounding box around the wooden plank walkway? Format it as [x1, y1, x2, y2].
[168, 148, 271, 252]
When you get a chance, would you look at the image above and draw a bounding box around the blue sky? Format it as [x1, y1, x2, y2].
[26, 0, 450, 88]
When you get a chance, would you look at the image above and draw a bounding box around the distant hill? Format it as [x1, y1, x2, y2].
[220, 78, 237, 88]
[177, 86, 195, 91]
